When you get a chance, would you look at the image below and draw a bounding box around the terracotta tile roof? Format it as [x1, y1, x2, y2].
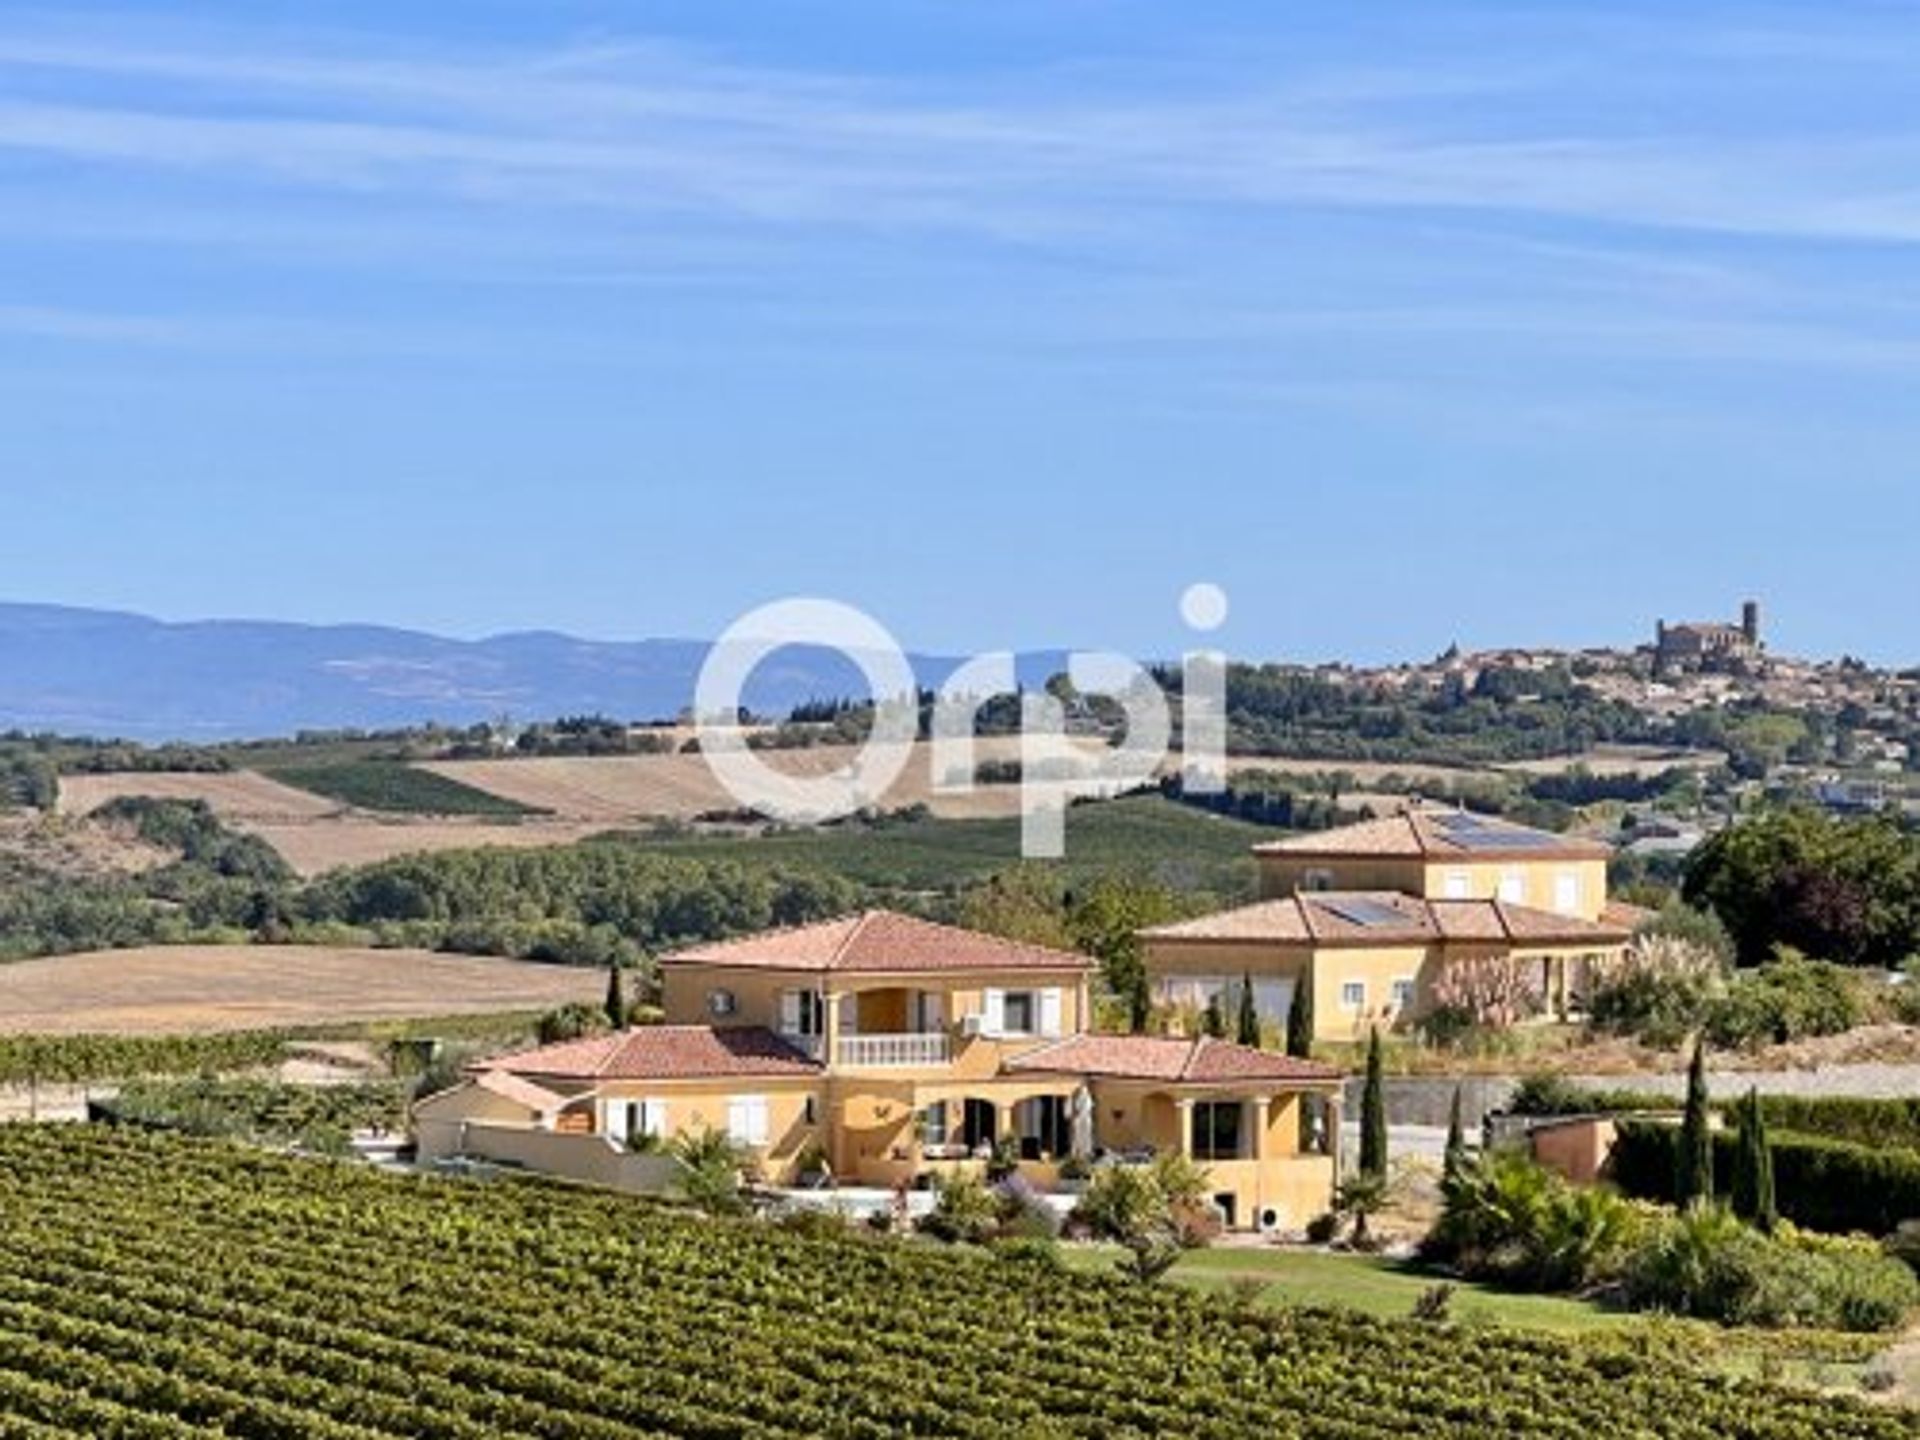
[1139, 898, 1318, 943]
[659, 910, 1094, 976]
[1423, 900, 1509, 941]
[482, 1026, 822, 1082]
[1301, 893, 1436, 942]
[1600, 899, 1657, 930]
[1143, 892, 1632, 947]
[1252, 809, 1611, 862]
[1252, 813, 1427, 858]
[1006, 1034, 1339, 1086]
[473, 1069, 569, 1114]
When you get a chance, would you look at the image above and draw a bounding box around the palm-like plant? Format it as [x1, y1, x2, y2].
[1533, 1184, 1643, 1292]
[1335, 1172, 1390, 1250]
[1428, 1149, 1641, 1291]
[670, 1126, 748, 1217]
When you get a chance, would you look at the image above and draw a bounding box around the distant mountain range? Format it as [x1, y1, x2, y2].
[0, 603, 1071, 742]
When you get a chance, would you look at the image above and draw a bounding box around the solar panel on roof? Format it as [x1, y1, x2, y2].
[1432, 813, 1555, 850]
[1315, 898, 1411, 927]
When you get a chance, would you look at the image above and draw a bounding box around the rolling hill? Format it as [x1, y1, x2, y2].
[0, 602, 1069, 741]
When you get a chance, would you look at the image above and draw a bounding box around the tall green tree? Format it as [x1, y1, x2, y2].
[1443, 1085, 1467, 1187]
[604, 960, 629, 1031]
[1676, 1037, 1714, 1209]
[1359, 1027, 1388, 1182]
[1201, 993, 1227, 1039]
[1285, 978, 1314, 1059]
[1730, 1087, 1777, 1233]
[1682, 807, 1918, 968]
[1235, 974, 1261, 1047]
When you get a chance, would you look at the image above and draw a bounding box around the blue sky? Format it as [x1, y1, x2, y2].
[1, 2, 1917, 664]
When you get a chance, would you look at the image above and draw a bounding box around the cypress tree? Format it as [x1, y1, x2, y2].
[1201, 993, 1227, 1039]
[1235, 973, 1261, 1047]
[1751, 1092, 1777, 1233]
[1360, 1027, 1388, 1182]
[1676, 1036, 1713, 1209]
[1443, 1084, 1467, 1187]
[1731, 1087, 1777, 1232]
[604, 960, 629, 1031]
[1285, 978, 1314, 1059]
[1126, 970, 1151, 1035]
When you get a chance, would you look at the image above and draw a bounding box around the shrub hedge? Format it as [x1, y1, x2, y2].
[1611, 1120, 1920, 1237]
[1513, 1081, 1920, 1154]
[1747, 1095, 1920, 1153]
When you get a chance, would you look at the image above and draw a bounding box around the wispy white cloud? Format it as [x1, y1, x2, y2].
[4, 7, 1920, 402]
[4, 13, 1920, 249]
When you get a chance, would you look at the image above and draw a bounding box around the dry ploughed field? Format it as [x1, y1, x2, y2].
[55, 770, 342, 822]
[0, 945, 602, 1036]
[0, 1125, 1905, 1440]
[50, 769, 606, 875]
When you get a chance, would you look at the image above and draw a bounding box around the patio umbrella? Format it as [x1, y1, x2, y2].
[1069, 1086, 1095, 1159]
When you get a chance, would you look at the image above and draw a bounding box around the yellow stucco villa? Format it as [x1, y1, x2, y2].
[1142, 809, 1646, 1042]
[416, 911, 1342, 1232]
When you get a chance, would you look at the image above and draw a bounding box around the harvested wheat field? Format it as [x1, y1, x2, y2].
[0, 945, 604, 1036]
[57, 769, 340, 822]
[422, 737, 1059, 824]
[1497, 744, 1727, 777]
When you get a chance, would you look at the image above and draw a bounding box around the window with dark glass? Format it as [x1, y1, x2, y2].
[1190, 1101, 1243, 1161]
[1016, 1095, 1071, 1160]
[1002, 991, 1036, 1033]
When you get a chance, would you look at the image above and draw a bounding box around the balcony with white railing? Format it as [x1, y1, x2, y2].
[835, 1032, 951, 1068]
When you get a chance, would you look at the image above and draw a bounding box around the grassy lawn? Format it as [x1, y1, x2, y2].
[1062, 1244, 1628, 1333]
[1060, 1244, 1909, 1401]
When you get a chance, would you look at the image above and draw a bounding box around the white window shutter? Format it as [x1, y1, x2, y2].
[837, 993, 859, 1036]
[1039, 988, 1063, 1037]
[780, 990, 801, 1034]
[727, 1097, 767, 1146]
[603, 1099, 629, 1142]
[919, 990, 946, 1030]
[982, 989, 1005, 1037]
[640, 1099, 666, 1138]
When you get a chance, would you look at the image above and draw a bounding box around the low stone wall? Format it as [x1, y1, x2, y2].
[417, 1119, 679, 1195]
[1342, 1076, 1518, 1130]
[1345, 1061, 1920, 1132]
[0, 1084, 102, 1124]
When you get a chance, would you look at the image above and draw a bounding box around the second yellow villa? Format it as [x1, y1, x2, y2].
[1141, 807, 1645, 1041]
[417, 910, 1341, 1232]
